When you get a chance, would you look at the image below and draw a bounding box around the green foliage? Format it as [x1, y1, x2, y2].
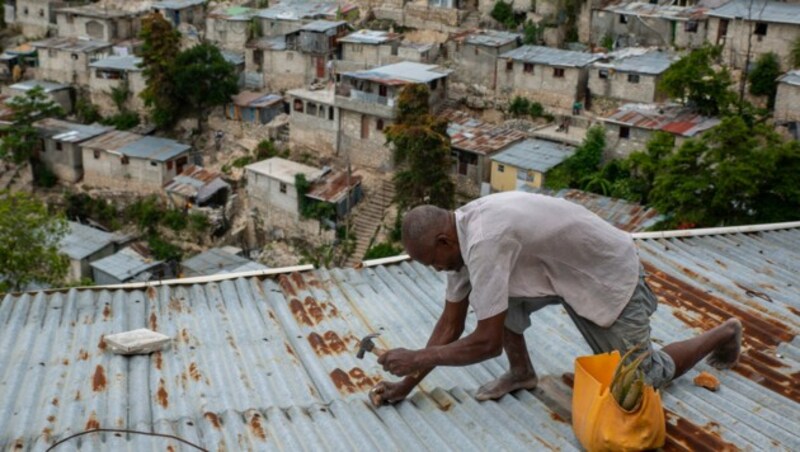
[231, 155, 253, 168]
[125, 196, 163, 232]
[748, 52, 781, 109]
[522, 21, 540, 45]
[491, 0, 521, 29]
[0, 191, 69, 292]
[601, 34, 614, 51]
[508, 96, 548, 119]
[139, 12, 181, 129]
[792, 36, 800, 68]
[172, 43, 239, 132]
[32, 161, 57, 187]
[65, 192, 121, 230]
[0, 86, 64, 164]
[623, 132, 674, 204]
[659, 45, 735, 116]
[102, 111, 140, 130]
[255, 139, 288, 160]
[386, 84, 454, 210]
[364, 241, 403, 260]
[649, 116, 800, 227]
[148, 234, 183, 262]
[295, 173, 336, 222]
[75, 97, 102, 124]
[390, 211, 402, 243]
[163, 209, 188, 231]
[109, 80, 131, 113]
[546, 126, 606, 189]
[188, 212, 210, 233]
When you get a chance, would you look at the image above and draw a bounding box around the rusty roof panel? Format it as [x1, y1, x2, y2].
[1, 227, 800, 449]
[530, 188, 663, 232]
[445, 110, 526, 155]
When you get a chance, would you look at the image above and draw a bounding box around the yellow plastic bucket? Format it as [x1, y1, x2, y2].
[572, 351, 666, 451]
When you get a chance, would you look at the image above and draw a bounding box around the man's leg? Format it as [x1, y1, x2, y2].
[475, 328, 539, 401]
[662, 318, 742, 378]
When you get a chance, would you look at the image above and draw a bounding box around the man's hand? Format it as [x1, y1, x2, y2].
[369, 380, 414, 406]
[378, 348, 423, 377]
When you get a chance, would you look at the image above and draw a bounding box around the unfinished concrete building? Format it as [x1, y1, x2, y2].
[588, 48, 676, 106]
[32, 37, 112, 86]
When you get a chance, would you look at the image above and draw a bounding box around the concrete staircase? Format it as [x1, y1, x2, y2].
[345, 179, 395, 267]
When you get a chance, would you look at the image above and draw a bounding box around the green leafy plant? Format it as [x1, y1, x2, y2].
[364, 241, 403, 260]
[748, 52, 781, 109]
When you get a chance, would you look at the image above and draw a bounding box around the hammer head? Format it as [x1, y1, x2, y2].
[356, 333, 380, 359]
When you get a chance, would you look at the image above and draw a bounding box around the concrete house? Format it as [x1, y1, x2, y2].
[707, 0, 800, 69]
[33, 118, 111, 183]
[591, 1, 715, 50]
[88, 55, 146, 116]
[255, 1, 358, 37]
[445, 110, 526, 195]
[298, 20, 350, 78]
[90, 247, 165, 285]
[7, 79, 73, 113]
[448, 30, 521, 94]
[306, 169, 363, 221]
[287, 87, 339, 156]
[335, 62, 452, 170]
[226, 91, 283, 124]
[497, 45, 601, 111]
[588, 48, 676, 105]
[81, 131, 193, 193]
[338, 30, 402, 72]
[181, 248, 268, 277]
[490, 139, 576, 192]
[60, 221, 119, 282]
[601, 103, 720, 159]
[32, 37, 112, 87]
[205, 5, 257, 51]
[152, 0, 205, 29]
[55, 2, 150, 42]
[13, 0, 61, 36]
[402, 0, 475, 32]
[164, 165, 230, 209]
[775, 70, 800, 124]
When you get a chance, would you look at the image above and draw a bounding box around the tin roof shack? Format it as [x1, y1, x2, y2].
[306, 168, 363, 221]
[497, 45, 601, 112]
[164, 165, 230, 209]
[244, 157, 334, 244]
[7, 79, 73, 113]
[445, 110, 526, 195]
[13, 0, 63, 36]
[152, 0, 205, 29]
[589, 48, 676, 105]
[81, 131, 192, 193]
[708, 0, 800, 69]
[448, 30, 521, 96]
[403, 0, 475, 32]
[256, 1, 358, 38]
[60, 221, 119, 282]
[591, 1, 716, 50]
[33, 118, 111, 183]
[31, 37, 112, 87]
[0, 44, 39, 81]
[335, 62, 452, 170]
[337, 29, 402, 72]
[55, 1, 151, 42]
[181, 247, 268, 277]
[88, 55, 146, 117]
[490, 138, 576, 192]
[298, 20, 350, 77]
[775, 70, 800, 124]
[90, 246, 165, 285]
[288, 87, 339, 157]
[226, 91, 283, 124]
[205, 5, 256, 51]
[601, 103, 720, 159]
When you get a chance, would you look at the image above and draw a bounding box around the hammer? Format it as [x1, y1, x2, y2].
[356, 333, 386, 359]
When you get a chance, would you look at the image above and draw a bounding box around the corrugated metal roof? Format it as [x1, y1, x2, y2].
[527, 188, 662, 232]
[9, 80, 70, 93]
[306, 170, 362, 203]
[594, 48, 676, 75]
[89, 55, 142, 72]
[500, 45, 601, 68]
[340, 30, 400, 44]
[256, 1, 356, 21]
[153, 0, 205, 9]
[245, 157, 325, 184]
[603, 0, 716, 21]
[31, 36, 112, 52]
[708, 0, 800, 25]
[60, 222, 117, 260]
[2, 225, 799, 450]
[117, 136, 191, 162]
[80, 130, 142, 152]
[221, 50, 245, 67]
[462, 29, 521, 47]
[301, 19, 346, 32]
[491, 138, 576, 172]
[603, 103, 721, 137]
[89, 247, 162, 282]
[446, 110, 526, 155]
[33, 119, 111, 143]
[343, 62, 452, 84]
[208, 5, 256, 20]
[247, 35, 287, 51]
[779, 69, 800, 86]
[163, 165, 230, 203]
[231, 91, 283, 108]
[182, 248, 268, 277]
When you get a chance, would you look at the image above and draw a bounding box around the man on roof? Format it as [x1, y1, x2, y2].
[371, 191, 742, 404]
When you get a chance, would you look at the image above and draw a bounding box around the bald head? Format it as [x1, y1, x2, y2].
[401, 205, 462, 271]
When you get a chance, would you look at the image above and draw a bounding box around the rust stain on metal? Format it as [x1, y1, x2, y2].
[147, 286, 157, 300]
[62, 359, 69, 365]
[189, 362, 202, 381]
[204, 412, 222, 429]
[278, 274, 297, 296]
[154, 351, 163, 370]
[308, 331, 348, 356]
[663, 410, 738, 452]
[307, 383, 317, 397]
[289, 297, 314, 326]
[85, 412, 100, 430]
[324, 331, 348, 353]
[169, 296, 182, 313]
[102, 303, 111, 320]
[284, 342, 297, 358]
[330, 368, 358, 394]
[92, 365, 107, 392]
[550, 412, 566, 423]
[78, 349, 89, 361]
[167, 446, 175, 452]
[248, 412, 267, 441]
[13, 440, 23, 449]
[787, 306, 800, 317]
[149, 312, 158, 331]
[644, 263, 799, 403]
[98, 334, 107, 350]
[75, 391, 81, 401]
[156, 378, 169, 408]
[304, 296, 325, 324]
[180, 328, 191, 343]
[347, 367, 377, 390]
[561, 372, 575, 388]
[47, 415, 55, 423]
[290, 272, 308, 290]
[268, 310, 276, 320]
[308, 332, 330, 355]
[52, 398, 58, 406]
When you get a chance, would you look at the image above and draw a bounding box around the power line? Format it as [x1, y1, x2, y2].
[45, 428, 208, 452]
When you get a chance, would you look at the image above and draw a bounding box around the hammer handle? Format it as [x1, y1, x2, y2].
[371, 346, 388, 357]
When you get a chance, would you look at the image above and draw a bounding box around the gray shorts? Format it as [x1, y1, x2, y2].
[505, 269, 676, 388]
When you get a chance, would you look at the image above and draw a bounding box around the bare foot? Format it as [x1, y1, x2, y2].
[707, 318, 743, 369]
[475, 371, 538, 401]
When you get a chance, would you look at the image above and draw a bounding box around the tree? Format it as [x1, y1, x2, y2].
[139, 13, 181, 128]
[522, 21, 540, 45]
[0, 191, 69, 292]
[385, 84, 454, 210]
[624, 131, 675, 204]
[0, 86, 64, 164]
[650, 116, 800, 227]
[545, 126, 606, 189]
[659, 45, 735, 116]
[491, 0, 519, 29]
[748, 52, 781, 109]
[172, 43, 239, 133]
